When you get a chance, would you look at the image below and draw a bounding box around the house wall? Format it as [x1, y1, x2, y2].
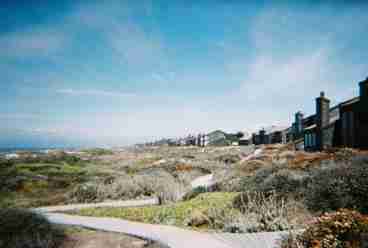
[304, 130, 317, 151]
[322, 125, 335, 149]
[271, 131, 283, 144]
[357, 79, 368, 149]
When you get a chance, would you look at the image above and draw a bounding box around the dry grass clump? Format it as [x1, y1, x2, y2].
[215, 154, 241, 164]
[208, 191, 309, 233]
[0, 208, 66, 248]
[175, 163, 193, 172]
[235, 159, 269, 175]
[97, 176, 144, 200]
[134, 171, 188, 203]
[69, 170, 188, 204]
[288, 152, 332, 170]
[282, 209, 368, 248]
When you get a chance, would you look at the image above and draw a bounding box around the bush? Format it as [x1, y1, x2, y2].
[260, 169, 308, 197]
[69, 170, 187, 204]
[0, 208, 65, 248]
[239, 164, 285, 190]
[237, 164, 308, 196]
[69, 182, 99, 203]
[183, 186, 208, 201]
[135, 172, 187, 203]
[224, 191, 303, 233]
[282, 209, 368, 248]
[305, 158, 368, 214]
[97, 176, 143, 200]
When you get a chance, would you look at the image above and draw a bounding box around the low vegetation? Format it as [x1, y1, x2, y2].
[0, 208, 66, 248]
[76, 191, 310, 233]
[76, 192, 238, 228]
[304, 156, 368, 214]
[2, 145, 368, 241]
[81, 148, 114, 156]
[207, 191, 310, 233]
[282, 209, 368, 248]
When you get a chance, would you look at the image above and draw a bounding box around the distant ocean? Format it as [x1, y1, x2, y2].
[0, 147, 75, 155]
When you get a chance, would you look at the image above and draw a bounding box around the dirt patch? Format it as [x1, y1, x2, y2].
[63, 228, 166, 248]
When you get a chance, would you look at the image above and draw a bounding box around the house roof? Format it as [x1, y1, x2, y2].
[264, 125, 289, 134]
[207, 130, 226, 135]
[304, 124, 316, 131]
[340, 96, 360, 107]
[239, 131, 252, 140]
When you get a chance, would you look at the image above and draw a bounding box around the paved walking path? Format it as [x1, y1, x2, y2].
[38, 173, 286, 247]
[46, 213, 286, 248]
[34, 198, 159, 213]
[191, 173, 215, 189]
[35, 173, 215, 213]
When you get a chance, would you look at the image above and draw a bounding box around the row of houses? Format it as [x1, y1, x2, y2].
[144, 77, 368, 152]
[250, 77, 368, 151]
[146, 130, 247, 147]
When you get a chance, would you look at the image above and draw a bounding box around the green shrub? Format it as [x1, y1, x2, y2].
[282, 209, 368, 248]
[69, 182, 99, 203]
[0, 208, 65, 248]
[238, 164, 308, 197]
[305, 158, 368, 214]
[97, 176, 143, 201]
[82, 148, 113, 156]
[260, 169, 308, 197]
[183, 186, 208, 201]
[239, 164, 285, 190]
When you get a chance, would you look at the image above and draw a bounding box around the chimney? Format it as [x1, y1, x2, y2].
[316, 91, 330, 150]
[259, 129, 266, 144]
[294, 111, 304, 138]
[359, 77, 368, 99]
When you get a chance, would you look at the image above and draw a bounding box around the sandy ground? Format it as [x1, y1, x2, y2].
[63, 229, 165, 248]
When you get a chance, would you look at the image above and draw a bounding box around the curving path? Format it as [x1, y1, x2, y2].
[34, 198, 158, 213]
[46, 213, 286, 248]
[190, 173, 215, 189]
[36, 173, 215, 213]
[39, 173, 286, 248]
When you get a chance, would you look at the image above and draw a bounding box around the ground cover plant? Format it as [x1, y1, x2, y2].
[304, 156, 368, 214]
[0, 153, 97, 208]
[75, 190, 309, 233]
[76, 192, 238, 229]
[282, 209, 368, 248]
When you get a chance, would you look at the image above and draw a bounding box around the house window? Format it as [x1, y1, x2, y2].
[311, 133, 316, 146]
[305, 133, 310, 147]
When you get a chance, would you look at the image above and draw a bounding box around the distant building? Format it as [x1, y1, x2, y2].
[206, 130, 228, 146]
[5, 153, 19, 159]
[292, 77, 368, 151]
[239, 132, 252, 146]
[252, 126, 290, 145]
[184, 135, 197, 146]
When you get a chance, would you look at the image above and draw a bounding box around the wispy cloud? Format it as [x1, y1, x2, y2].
[0, 29, 67, 59]
[229, 5, 367, 120]
[57, 89, 136, 98]
[0, 113, 43, 120]
[71, 1, 168, 72]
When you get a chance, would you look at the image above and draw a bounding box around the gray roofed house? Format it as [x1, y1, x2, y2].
[292, 77, 368, 151]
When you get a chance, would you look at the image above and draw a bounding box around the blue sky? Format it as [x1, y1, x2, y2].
[1, 0, 367, 148]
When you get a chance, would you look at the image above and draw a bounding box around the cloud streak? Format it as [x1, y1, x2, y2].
[0, 29, 67, 59]
[0, 113, 43, 120]
[57, 89, 137, 98]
